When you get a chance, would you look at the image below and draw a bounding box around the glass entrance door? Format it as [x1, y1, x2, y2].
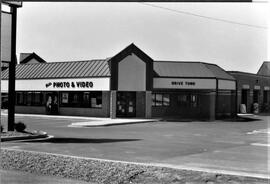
[46, 92, 59, 115]
[241, 89, 248, 106]
[116, 92, 136, 117]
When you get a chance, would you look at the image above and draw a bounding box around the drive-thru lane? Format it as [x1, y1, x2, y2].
[1, 113, 269, 178]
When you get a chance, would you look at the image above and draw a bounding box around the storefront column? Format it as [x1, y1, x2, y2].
[209, 91, 216, 121]
[110, 90, 117, 119]
[237, 90, 242, 113]
[145, 91, 152, 118]
[136, 92, 145, 117]
[249, 90, 253, 113]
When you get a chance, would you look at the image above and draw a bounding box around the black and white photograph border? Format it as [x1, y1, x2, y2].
[1, 1, 269, 184]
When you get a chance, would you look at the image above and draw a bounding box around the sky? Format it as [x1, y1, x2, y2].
[13, 2, 269, 73]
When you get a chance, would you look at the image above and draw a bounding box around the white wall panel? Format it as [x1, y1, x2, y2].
[118, 53, 146, 91]
[218, 80, 236, 90]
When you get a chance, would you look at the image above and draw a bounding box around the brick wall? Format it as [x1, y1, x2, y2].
[229, 72, 270, 113]
[136, 92, 145, 117]
[216, 90, 236, 118]
[15, 106, 45, 114]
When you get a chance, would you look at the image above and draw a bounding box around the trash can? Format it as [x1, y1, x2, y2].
[253, 103, 259, 114]
[240, 104, 247, 113]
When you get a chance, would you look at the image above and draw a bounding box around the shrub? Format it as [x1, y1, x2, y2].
[14, 122, 26, 132]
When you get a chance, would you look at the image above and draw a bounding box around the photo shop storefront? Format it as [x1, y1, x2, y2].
[1, 44, 236, 120]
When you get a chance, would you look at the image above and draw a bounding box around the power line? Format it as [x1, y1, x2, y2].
[140, 3, 268, 29]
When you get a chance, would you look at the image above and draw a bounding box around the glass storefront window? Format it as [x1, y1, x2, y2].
[27, 92, 32, 106]
[61, 93, 69, 104]
[177, 95, 187, 103]
[163, 94, 170, 106]
[71, 93, 79, 104]
[16, 92, 24, 105]
[16, 92, 44, 106]
[155, 94, 163, 106]
[152, 93, 170, 107]
[152, 94, 155, 106]
[190, 95, 198, 107]
[59, 91, 102, 108]
[82, 92, 90, 107]
[90, 92, 102, 108]
[32, 92, 43, 106]
[177, 94, 198, 108]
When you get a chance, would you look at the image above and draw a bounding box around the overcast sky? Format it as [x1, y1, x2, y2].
[15, 2, 268, 73]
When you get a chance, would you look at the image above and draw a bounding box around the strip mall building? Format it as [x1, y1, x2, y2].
[1, 44, 237, 120]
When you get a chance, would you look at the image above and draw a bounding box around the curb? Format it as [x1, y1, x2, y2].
[69, 120, 158, 127]
[1, 148, 268, 184]
[1, 132, 48, 142]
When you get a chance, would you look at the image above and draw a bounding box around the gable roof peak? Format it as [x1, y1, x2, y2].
[110, 43, 153, 63]
[19, 52, 47, 64]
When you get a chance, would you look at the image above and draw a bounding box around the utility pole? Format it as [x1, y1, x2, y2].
[0, 1, 2, 133]
[1, 1, 22, 131]
[7, 4, 17, 131]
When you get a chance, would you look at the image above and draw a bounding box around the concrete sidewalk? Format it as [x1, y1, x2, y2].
[68, 118, 158, 127]
[1, 110, 159, 127]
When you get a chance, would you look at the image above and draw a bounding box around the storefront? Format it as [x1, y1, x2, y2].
[1, 43, 236, 119]
[152, 62, 236, 119]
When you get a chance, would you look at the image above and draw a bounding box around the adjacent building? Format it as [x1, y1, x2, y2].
[228, 62, 270, 114]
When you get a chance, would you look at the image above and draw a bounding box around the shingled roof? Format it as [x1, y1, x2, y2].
[1, 59, 111, 79]
[153, 61, 235, 80]
[257, 61, 270, 76]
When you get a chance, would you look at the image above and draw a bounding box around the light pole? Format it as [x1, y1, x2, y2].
[1, 1, 22, 131]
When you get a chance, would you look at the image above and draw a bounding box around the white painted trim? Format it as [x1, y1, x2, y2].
[242, 84, 250, 89]
[254, 85, 261, 90]
[218, 80, 236, 90]
[264, 86, 269, 91]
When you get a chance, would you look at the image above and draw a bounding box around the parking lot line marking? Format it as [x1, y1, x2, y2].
[247, 129, 270, 135]
[250, 143, 270, 147]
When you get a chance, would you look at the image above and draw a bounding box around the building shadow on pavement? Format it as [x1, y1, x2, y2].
[21, 137, 141, 144]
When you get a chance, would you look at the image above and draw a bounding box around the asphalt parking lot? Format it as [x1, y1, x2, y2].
[1, 113, 269, 178]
